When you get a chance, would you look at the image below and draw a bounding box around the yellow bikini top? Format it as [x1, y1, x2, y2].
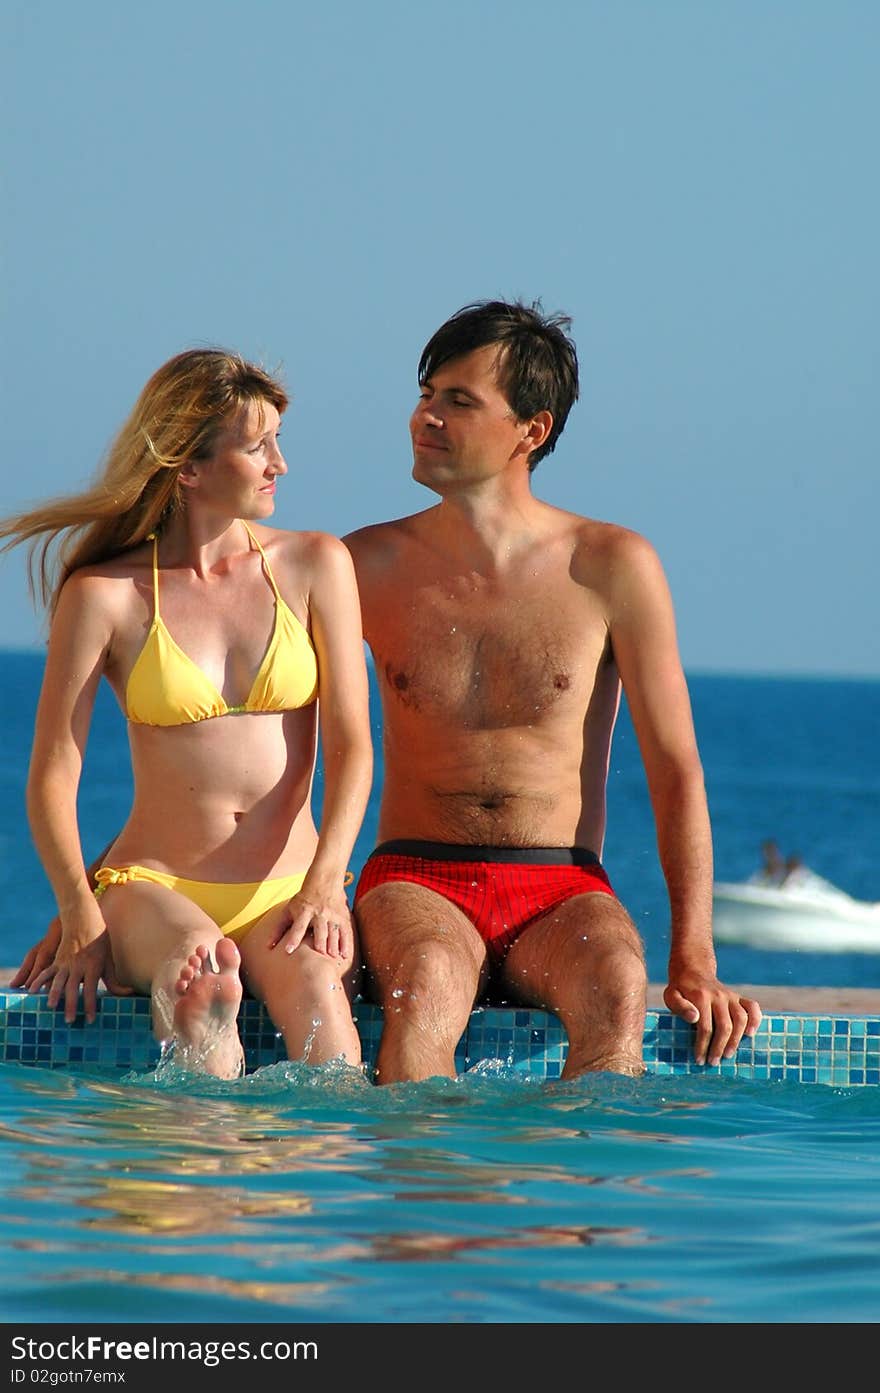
[125, 524, 319, 727]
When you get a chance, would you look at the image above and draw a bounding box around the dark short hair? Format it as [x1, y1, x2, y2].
[418, 299, 579, 468]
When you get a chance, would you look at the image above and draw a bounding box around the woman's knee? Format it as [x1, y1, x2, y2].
[250, 939, 351, 1012]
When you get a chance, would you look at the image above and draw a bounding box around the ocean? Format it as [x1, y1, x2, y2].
[1, 650, 878, 989]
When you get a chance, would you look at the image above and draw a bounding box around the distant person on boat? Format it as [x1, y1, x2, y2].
[750, 841, 806, 888]
[0, 349, 372, 1078]
[753, 839, 787, 885]
[344, 297, 762, 1080]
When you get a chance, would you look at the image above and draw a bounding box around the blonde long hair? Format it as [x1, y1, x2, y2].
[0, 348, 289, 615]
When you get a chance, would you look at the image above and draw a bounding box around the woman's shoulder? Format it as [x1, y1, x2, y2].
[253, 524, 352, 571]
[70, 540, 154, 582]
[59, 540, 149, 590]
[56, 546, 153, 621]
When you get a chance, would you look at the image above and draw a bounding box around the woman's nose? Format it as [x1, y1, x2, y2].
[268, 442, 287, 474]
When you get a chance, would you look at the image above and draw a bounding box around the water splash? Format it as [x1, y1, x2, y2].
[299, 1018, 324, 1063]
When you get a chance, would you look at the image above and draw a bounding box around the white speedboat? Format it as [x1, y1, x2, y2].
[712, 868, 880, 953]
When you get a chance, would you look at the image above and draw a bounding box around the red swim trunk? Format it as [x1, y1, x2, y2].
[354, 840, 616, 964]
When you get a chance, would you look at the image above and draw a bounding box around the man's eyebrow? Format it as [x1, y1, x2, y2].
[439, 383, 483, 401]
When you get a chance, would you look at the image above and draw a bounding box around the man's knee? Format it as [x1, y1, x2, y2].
[373, 944, 478, 1061]
[579, 912, 647, 1004]
[591, 908, 646, 972]
[504, 895, 645, 1010]
[369, 936, 479, 1006]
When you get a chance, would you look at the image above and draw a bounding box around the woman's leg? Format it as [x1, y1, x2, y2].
[99, 880, 245, 1079]
[239, 908, 363, 1068]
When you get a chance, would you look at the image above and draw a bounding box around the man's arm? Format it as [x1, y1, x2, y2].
[606, 529, 762, 1064]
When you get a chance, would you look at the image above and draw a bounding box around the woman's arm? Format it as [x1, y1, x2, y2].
[9, 835, 133, 1000]
[25, 572, 118, 1021]
[271, 534, 373, 958]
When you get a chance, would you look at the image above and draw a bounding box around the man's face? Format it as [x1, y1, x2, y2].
[409, 344, 530, 492]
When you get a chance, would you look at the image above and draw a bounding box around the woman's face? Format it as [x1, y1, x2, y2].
[193, 400, 287, 518]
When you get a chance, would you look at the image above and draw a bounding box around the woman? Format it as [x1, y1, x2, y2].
[1, 348, 373, 1078]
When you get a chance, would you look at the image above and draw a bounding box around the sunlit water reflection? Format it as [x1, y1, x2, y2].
[1, 1058, 878, 1324]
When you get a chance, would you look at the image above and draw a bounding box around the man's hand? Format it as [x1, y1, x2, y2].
[664, 970, 762, 1067]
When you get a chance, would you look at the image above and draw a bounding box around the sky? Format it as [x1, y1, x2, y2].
[2, 1, 877, 677]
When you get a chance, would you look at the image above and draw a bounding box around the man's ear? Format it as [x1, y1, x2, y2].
[519, 410, 552, 457]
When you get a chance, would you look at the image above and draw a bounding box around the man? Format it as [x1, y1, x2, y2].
[344, 298, 761, 1082]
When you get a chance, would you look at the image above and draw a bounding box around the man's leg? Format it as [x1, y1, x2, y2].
[500, 893, 647, 1078]
[355, 882, 488, 1083]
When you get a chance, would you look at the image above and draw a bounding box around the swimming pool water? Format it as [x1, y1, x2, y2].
[1, 1058, 878, 1325]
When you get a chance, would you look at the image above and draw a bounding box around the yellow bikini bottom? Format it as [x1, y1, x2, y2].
[93, 865, 310, 944]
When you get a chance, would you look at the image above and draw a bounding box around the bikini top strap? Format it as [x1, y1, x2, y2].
[242, 521, 282, 601]
[148, 533, 160, 617]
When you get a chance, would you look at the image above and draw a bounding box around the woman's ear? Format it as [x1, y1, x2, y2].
[177, 461, 200, 492]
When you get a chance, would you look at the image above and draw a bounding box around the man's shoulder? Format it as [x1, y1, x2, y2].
[561, 513, 663, 594]
[343, 510, 434, 562]
[563, 511, 653, 558]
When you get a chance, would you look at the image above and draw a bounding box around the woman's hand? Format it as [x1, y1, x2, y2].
[9, 918, 63, 991]
[37, 898, 125, 1025]
[266, 882, 355, 960]
[10, 913, 133, 1020]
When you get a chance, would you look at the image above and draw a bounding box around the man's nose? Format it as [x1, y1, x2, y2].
[416, 401, 444, 427]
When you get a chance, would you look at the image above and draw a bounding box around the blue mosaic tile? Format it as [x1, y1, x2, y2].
[0, 990, 878, 1085]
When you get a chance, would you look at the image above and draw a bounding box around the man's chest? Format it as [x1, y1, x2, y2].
[364, 576, 609, 727]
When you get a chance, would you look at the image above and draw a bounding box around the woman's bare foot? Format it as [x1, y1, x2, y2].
[171, 940, 244, 1078]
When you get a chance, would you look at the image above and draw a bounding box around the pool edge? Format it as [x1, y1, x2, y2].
[1, 989, 877, 1085]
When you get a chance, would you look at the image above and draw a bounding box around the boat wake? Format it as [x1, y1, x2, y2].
[713, 866, 880, 953]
